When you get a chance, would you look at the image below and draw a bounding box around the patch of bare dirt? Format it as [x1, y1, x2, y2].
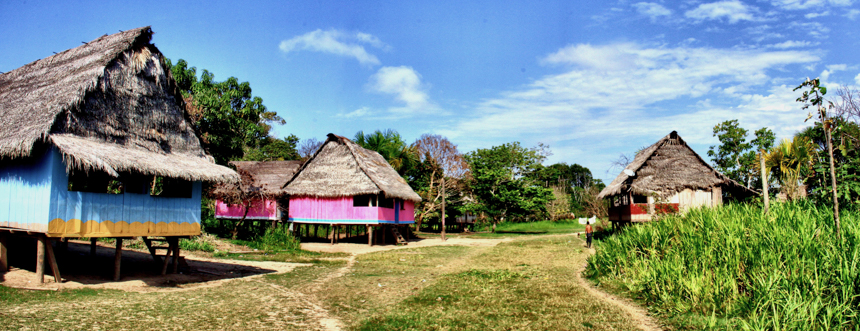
[301, 236, 511, 254]
[0, 239, 309, 293]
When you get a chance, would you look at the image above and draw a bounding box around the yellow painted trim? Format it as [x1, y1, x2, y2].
[47, 218, 200, 238]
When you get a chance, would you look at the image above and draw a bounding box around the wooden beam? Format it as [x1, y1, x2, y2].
[36, 238, 45, 283]
[113, 238, 123, 281]
[90, 238, 97, 256]
[0, 233, 7, 271]
[171, 238, 179, 273]
[42, 237, 62, 283]
[161, 244, 173, 275]
[367, 225, 373, 246]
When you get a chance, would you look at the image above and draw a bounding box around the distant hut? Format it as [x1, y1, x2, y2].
[598, 131, 753, 226]
[212, 161, 302, 228]
[282, 134, 421, 245]
[0, 27, 237, 281]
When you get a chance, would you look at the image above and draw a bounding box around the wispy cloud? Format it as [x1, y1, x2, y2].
[768, 40, 818, 48]
[685, 1, 758, 23]
[770, 0, 853, 10]
[439, 42, 819, 177]
[848, 9, 860, 19]
[338, 107, 373, 119]
[368, 66, 433, 113]
[279, 29, 389, 66]
[633, 2, 672, 20]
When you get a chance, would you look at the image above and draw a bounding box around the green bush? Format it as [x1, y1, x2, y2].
[249, 225, 301, 252]
[179, 235, 216, 252]
[586, 202, 860, 329]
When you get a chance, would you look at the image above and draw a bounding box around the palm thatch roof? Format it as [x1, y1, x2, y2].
[598, 131, 754, 199]
[0, 26, 237, 182]
[282, 134, 421, 202]
[211, 160, 302, 200]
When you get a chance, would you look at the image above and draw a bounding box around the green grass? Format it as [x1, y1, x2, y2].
[421, 219, 587, 239]
[586, 201, 860, 330]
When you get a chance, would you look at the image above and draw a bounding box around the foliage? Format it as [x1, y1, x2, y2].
[178, 235, 216, 252]
[464, 142, 553, 229]
[248, 225, 301, 252]
[409, 134, 469, 226]
[764, 136, 817, 201]
[798, 119, 860, 205]
[587, 202, 860, 330]
[168, 59, 285, 164]
[529, 162, 594, 191]
[354, 129, 418, 177]
[545, 186, 571, 220]
[242, 134, 300, 161]
[571, 182, 608, 218]
[707, 119, 775, 189]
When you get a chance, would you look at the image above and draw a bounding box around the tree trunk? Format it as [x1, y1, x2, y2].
[441, 177, 446, 241]
[761, 150, 769, 214]
[232, 200, 252, 240]
[824, 123, 841, 238]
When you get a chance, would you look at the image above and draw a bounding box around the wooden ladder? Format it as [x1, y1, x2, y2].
[142, 237, 180, 274]
[391, 228, 408, 245]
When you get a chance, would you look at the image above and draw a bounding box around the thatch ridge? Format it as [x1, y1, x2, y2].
[211, 160, 303, 199]
[0, 27, 237, 183]
[598, 131, 753, 199]
[282, 133, 421, 202]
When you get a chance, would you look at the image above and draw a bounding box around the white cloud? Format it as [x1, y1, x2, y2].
[633, 2, 672, 19]
[771, 0, 853, 10]
[685, 1, 758, 23]
[339, 107, 373, 118]
[805, 11, 830, 18]
[855, 73, 860, 85]
[848, 9, 860, 19]
[820, 64, 847, 81]
[368, 66, 431, 112]
[768, 40, 817, 48]
[439, 43, 819, 178]
[789, 22, 831, 38]
[279, 29, 388, 66]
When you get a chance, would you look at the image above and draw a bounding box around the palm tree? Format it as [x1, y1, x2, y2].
[354, 129, 418, 176]
[764, 136, 817, 201]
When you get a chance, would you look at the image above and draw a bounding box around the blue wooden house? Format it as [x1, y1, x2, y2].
[0, 27, 238, 281]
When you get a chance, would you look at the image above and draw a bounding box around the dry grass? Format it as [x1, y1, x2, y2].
[1, 234, 648, 330]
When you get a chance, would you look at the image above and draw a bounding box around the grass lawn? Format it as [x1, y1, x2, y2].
[1, 233, 644, 330]
[419, 219, 594, 239]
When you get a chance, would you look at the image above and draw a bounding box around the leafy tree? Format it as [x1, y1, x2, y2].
[242, 135, 300, 161]
[168, 59, 284, 164]
[464, 142, 553, 231]
[707, 120, 775, 189]
[797, 119, 860, 206]
[354, 129, 418, 177]
[410, 134, 469, 228]
[764, 136, 817, 201]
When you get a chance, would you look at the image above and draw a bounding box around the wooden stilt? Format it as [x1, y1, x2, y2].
[36, 238, 45, 283]
[367, 225, 373, 246]
[171, 238, 180, 273]
[113, 238, 123, 281]
[330, 225, 335, 245]
[42, 237, 62, 283]
[161, 244, 173, 275]
[0, 234, 7, 271]
[90, 238, 97, 256]
[60, 237, 69, 252]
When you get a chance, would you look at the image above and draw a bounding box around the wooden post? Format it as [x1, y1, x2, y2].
[90, 238, 97, 256]
[330, 225, 335, 245]
[0, 234, 7, 271]
[171, 238, 180, 273]
[113, 238, 123, 281]
[36, 238, 45, 283]
[761, 150, 769, 214]
[367, 225, 373, 246]
[42, 238, 62, 283]
[161, 244, 173, 275]
[441, 177, 446, 241]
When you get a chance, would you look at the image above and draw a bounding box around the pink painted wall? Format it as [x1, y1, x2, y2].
[215, 199, 279, 220]
[289, 196, 415, 224]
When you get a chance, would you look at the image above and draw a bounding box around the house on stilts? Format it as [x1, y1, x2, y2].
[281, 134, 421, 246]
[598, 131, 754, 227]
[212, 161, 302, 227]
[0, 27, 238, 282]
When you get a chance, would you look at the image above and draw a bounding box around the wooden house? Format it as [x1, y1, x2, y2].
[0, 27, 238, 281]
[281, 134, 421, 245]
[212, 161, 302, 222]
[598, 131, 753, 226]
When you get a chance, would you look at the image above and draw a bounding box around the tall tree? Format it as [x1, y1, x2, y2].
[298, 137, 323, 160]
[410, 134, 469, 227]
[168, 59, 284, 164]
[354, 129, 418, 177]
[464, 142, 553, 231]
[795, 78, 840, 237]
[764, 136, 817, 201]
[242, 135, 300, 161]
[707, 120, 775, 188]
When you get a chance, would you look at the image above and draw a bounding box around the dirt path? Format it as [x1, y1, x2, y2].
[575, 246, 663, 331]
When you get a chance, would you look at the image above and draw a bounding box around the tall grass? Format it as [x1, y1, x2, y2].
[586, 202, 860, 330]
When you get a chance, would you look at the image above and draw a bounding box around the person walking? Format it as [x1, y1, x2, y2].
[585, 221, 593, 248]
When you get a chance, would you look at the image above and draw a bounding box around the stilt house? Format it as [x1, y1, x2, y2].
[281, 134, 421, 245]
[0, 27, 237, 280]
[598, 131, 753, 226]
[212, 161, 302, 222]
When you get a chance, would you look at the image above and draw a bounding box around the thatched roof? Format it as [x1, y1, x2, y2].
[211, 160, 302, 200]
[598, 131, 753, 199]
[282, 134, 421, 202]
[0, 27, 237, 182]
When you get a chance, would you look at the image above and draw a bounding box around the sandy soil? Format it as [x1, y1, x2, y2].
[0, 239, 310, 293]
[300, 236, 512, 254]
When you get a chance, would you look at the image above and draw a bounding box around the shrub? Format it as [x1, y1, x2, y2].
[250, 225, 301, 252]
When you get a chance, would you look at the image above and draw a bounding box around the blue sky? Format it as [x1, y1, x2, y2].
[2, 0, 859, 183]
